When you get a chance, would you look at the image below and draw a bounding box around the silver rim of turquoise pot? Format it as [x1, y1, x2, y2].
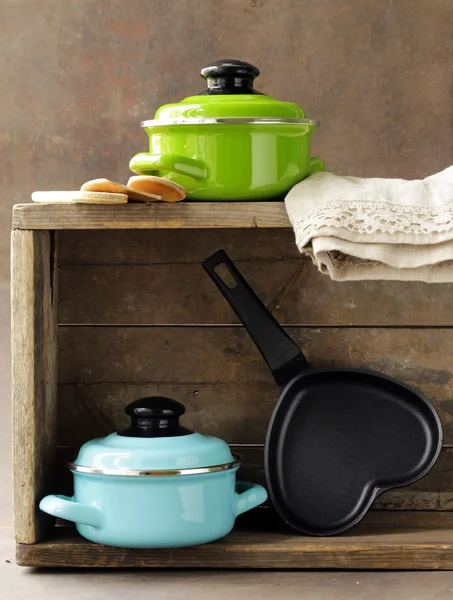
[140, 117, 319, 127]
[68, 454, 242, 477]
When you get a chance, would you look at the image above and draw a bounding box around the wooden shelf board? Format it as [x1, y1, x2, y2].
[13, 202, 290, 230]
[16, 511, 453, 569]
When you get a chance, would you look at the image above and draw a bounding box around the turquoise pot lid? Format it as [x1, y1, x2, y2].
[73, 397, 235, 472]
[143, 59, 317, 125]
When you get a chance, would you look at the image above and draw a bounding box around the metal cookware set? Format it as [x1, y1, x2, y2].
[40, 60, 443, 548]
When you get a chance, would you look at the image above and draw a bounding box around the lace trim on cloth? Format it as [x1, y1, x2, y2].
[292, 199, 453, 244]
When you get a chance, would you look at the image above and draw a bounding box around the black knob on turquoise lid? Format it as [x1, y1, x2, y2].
[198, 59, 264, 95]
[118, 396, 192, 438]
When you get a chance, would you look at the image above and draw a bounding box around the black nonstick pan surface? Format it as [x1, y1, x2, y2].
[203, 250, 443, 536]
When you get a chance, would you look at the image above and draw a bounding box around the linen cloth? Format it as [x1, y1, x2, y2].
[285, 166, 453, 282]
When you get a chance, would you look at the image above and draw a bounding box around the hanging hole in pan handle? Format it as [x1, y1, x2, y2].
[214, 263, 237, 289]
[203, 249, 242, 294]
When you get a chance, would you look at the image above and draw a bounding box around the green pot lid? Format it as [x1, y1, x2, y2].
[142, 59, 318, 126]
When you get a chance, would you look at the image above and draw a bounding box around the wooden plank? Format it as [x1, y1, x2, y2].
[13, 202, 290, 230]
[11, 230, 58, 544]
[58, 262, 303, 325]
[57, 383, 275, 445]
[16, 511, 453, 569]
[56, 229, 300, 265]
[58, 327, 453, 387]
[56, 229, 453, 326]
[57, 326, 453, 441]
[58, 263, 453, 327]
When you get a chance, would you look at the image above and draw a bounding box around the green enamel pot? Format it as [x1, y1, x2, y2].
[129, 60, 324, 201]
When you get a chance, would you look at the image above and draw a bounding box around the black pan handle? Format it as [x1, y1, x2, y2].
[202, 250, 309, 387]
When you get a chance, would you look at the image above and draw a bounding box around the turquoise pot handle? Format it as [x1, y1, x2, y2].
[309, 156, 325, 174]
[234, 481, 268, 516]
[39, 494, 103, 528]
[129, 153, 209, 181]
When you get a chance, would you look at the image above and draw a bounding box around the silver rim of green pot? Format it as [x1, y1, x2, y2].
[68, 454, 242, 477]
[140, 117, 319, 127]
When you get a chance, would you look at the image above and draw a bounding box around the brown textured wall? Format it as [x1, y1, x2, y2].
[1, 0, 453, 523]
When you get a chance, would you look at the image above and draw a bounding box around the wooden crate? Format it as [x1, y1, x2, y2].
[11, 202, 453, 569]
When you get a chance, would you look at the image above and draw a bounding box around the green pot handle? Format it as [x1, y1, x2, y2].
[129, 153, 209, 181]
[309, 156, 325, 174]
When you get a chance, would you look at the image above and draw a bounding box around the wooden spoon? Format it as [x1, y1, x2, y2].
[81, 178, 161, 202]
[32, 191, 128, 204]
[127, 176, 186, 203]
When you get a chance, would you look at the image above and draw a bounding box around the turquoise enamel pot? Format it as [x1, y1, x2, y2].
[39, 397, 267, 548]
[129, 59, 324, 200]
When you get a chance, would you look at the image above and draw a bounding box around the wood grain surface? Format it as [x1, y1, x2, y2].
[16, 511, 453, 569]
[57, 326, 453, 389]
[57, 325, 453, 437]
[57, 229, 453, 326]
[57, 229, 300, 265]
[13, 203, 291, 230]
[11, 230, 57, 544]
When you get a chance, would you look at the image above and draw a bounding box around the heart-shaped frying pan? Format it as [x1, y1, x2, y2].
[202, 250, 443, 536]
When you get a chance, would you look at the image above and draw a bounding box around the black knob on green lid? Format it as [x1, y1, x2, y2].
[198, 59, 264, 96]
